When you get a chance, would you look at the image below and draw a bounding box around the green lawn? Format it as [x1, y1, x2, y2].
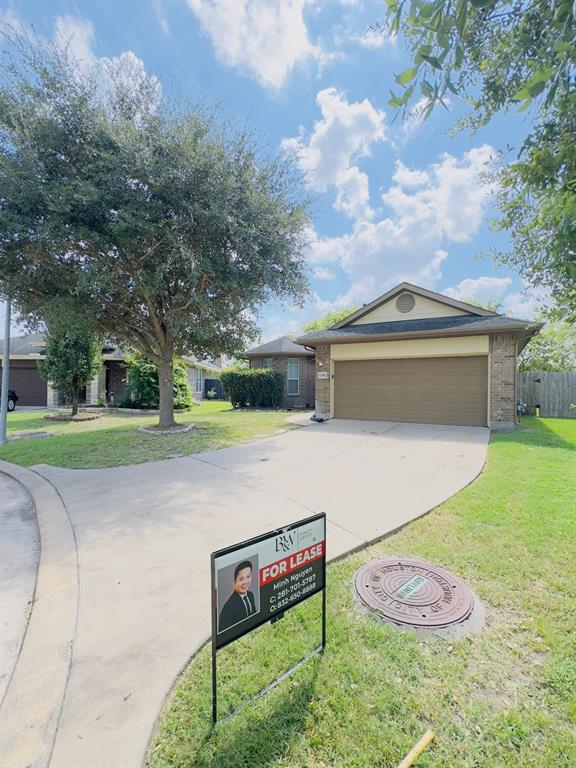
[149, 418, 576, 768]
[0, 402, 299, 468]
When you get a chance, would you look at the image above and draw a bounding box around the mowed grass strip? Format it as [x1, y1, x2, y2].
[0, 402, 299, 468]
[149, 418, 576, 768]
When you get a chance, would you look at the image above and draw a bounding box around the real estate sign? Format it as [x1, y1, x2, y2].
[211, 513, 326, 650]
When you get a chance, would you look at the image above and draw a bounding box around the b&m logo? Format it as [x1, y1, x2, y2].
[275, 532, 295, 552]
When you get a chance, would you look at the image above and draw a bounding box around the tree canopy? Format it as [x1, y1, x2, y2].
[383, 0, 576, 320]
[519, 320, 576, 371]
[0, 36, 310, 426]
[302, 306, 358, 334]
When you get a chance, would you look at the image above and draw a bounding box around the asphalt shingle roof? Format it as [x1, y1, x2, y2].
[8, 333, 46, 355]
[297, 314, 538, 345]
[244, 335, 314, 357]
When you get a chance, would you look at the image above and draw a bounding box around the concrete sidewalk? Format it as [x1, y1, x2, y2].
[0, 419, 489, 768]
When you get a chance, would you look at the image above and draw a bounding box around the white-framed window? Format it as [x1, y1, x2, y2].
[262, 357, 273, 369]
[195, 367, 203, 394]
[287, 358, 299, 396]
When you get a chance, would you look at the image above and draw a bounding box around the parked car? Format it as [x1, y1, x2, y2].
[0, 388, 18, 411]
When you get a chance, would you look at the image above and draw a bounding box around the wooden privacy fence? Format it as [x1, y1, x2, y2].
[518, 371, 576, 418]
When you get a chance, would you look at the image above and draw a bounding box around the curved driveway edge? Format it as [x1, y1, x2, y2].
[0, 461, 79, 768]
[7, 420, 488, 768]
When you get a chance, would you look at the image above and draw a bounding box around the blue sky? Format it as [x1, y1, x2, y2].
[1, 0, 548, 340]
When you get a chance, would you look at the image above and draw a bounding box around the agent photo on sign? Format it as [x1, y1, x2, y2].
[218, 558, 260, 633]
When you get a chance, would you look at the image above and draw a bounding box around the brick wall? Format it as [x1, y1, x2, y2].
[314, 344, 331, 419]
[250, 355, 314, 407]
[490, 333, 517, 428]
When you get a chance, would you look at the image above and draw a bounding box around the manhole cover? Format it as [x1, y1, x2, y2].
[354, 558, 475, 630]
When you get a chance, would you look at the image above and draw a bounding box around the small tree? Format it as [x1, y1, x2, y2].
[302, 306, 358, 334]
[519, 321, 576, 372]
[38, 324, 102, 416]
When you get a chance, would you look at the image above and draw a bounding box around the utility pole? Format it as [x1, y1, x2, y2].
[0, 296, 11, 445]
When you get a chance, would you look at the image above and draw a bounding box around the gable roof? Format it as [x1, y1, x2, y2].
[297, 314, 542, 347]
[331, 282, 498, 329]
[244, 335, 314, 357]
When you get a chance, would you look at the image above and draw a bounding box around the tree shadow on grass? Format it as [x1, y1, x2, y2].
[492, 418, 575, 451]
[189, 664, 319, 768]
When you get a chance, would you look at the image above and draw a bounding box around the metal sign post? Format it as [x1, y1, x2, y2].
[211, 512, 326, 725]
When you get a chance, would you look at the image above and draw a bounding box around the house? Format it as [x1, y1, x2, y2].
[293, 283, 542, 429]
[0, 333, 222, 407]
[243, 335, 315, 409]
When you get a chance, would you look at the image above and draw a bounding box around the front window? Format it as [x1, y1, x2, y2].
[195, 367, 202, 394]
[262, 357, 273, 369]
[287, 358, 299, 395]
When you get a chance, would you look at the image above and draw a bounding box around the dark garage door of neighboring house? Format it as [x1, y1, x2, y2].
[334, 356, 488, 427]
[0, 360, 47, 406]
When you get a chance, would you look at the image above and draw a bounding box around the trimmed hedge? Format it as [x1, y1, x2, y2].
[221, 368, 285, 408]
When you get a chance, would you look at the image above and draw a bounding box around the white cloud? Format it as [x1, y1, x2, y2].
[152, 0, 170, 36]
[55, 15, 96, 72]
[430, 145, 496, 241]
[503, 284, 551, 319]
[304, 145, 495, 306]
[53, 16, 161, 117]
[312, 267, 334, 280]
[187, 0, 323, 90]
[283, 87, 387, 220]
[443, 276, 512, 305]
[391, 160, 429, 189]
[355, 28, 389, 49]
[311, 276, 378, 313]
[0, 4, 24, 35]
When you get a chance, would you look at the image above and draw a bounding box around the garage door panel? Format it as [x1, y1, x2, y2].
[334, 356, 487, 427]
[0, 361, 47, 406]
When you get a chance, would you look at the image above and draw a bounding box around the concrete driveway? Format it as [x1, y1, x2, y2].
[0, 474, 39, 706]
[0, 419, 488, 768]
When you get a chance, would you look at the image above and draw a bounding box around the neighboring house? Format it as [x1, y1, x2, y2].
[295, 282, 542, 429]
[0, 333, 222, 407]
[184, 356, 223, 401]
[243, 335, 315, 409]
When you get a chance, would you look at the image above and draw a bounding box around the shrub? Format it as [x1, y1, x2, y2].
[124, 354, 193, 410]
[221, 368, 284, 408]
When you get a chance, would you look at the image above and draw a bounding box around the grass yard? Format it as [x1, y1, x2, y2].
[0, 402, 299, 468]
[149, 418, 576, 768]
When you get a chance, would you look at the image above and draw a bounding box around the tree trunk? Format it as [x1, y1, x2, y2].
[157, 358, 176, 429]
[71, 384, 79, 417]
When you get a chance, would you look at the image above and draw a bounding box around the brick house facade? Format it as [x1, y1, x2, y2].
[244, 336, 315, 409]
[295, 283, 540, 430]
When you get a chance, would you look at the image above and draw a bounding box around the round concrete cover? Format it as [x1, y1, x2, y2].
[354, 558, 474, 629]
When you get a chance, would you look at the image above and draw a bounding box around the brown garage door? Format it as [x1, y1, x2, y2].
[334, 356, 488, 427]
[0, 360, 47, 406]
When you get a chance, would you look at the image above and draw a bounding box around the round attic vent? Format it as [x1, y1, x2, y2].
[396, 292, 415, 313]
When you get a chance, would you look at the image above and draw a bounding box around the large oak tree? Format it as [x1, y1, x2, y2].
[0, 37, 310, 427]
